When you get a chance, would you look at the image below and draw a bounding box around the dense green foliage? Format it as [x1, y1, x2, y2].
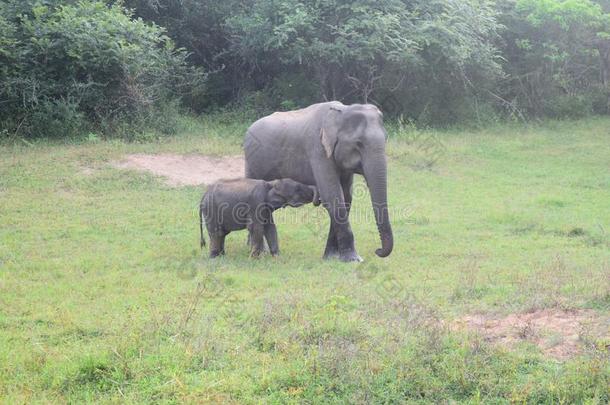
[123, 0, 610, 123]
[500, 0, 610, 117]
[1, 0, 609, 137]
[0, 1, 204, 138]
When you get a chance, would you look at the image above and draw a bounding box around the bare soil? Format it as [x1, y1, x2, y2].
[455, 309, 609, 360]
[112, 153, 245, 186]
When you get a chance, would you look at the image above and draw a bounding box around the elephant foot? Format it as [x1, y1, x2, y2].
[323, 249, 340, 260]
[340, 251, 363, 263]
[250, 249, 264, 259]
[209, 250, 225, 258]
[324, 249, 362, 263]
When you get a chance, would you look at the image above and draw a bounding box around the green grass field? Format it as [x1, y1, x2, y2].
[1, 117, 609, 403]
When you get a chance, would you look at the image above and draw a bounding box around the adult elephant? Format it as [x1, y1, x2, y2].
[244, 101, 393, 262]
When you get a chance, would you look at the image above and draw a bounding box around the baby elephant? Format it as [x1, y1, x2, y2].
[199, 178, 318, 258]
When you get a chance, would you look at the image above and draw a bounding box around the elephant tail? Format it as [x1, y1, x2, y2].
[199, 202, 206, 249]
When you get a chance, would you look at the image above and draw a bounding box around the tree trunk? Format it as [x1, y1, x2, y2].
[597, 43, 610, 114]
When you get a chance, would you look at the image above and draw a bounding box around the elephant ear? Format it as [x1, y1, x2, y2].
[267, 179, 280, 190]
[265, 180, 284, 209]
[320, 105, 344, 159]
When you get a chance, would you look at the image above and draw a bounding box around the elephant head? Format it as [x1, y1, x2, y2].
[267, 179, 318, 210]
[320, 104, 394, 258]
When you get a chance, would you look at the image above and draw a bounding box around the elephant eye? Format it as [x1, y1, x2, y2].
[356, 141, 364, 149]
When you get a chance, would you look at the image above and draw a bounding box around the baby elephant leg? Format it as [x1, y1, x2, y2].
[247, 227, 268, 251]
[209, 232, 226, 258]
[264, 220, 279, 256]
[248, 223, 265, 258]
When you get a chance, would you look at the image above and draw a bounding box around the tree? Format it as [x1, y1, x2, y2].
[499, 0, 610, 116]
[0, 0, 205, 138]
[225, 0, 502, 121]
[227, 0, 418, 102]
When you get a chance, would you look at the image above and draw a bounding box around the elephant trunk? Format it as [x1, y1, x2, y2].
[363, 151, 393, 258]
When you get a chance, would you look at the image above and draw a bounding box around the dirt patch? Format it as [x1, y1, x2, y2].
[454, 309, 609, 360]
[112, 153, 245, 186]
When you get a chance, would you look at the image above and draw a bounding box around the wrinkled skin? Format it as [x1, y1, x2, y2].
[200, 178, 316, 258]
[244, 101, 393, 262]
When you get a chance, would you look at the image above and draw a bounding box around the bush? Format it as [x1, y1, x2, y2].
[543, 94, 593, 119]
[29, 98, 86, 138]
[0, 0, 205, 139]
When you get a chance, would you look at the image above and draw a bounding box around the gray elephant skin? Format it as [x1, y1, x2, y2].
[200, 178, 317, 258]
[244, 101, 393, 262]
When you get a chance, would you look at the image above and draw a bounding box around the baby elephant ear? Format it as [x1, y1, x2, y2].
[267, 179, 280, 190]
[266, 180, 288, 201]
[310, 186, 321, 206]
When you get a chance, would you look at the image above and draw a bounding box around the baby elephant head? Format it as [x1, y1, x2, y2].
[267, 179, 318, 209]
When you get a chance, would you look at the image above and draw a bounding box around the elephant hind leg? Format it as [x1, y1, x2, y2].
[209, 232, 227, 258]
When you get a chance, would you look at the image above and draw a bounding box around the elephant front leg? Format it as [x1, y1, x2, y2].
[248, 222, 266, 258]
[324, 221, 358, 261]
[323, 175, 358, 261]
[264, 223, 279, 256]
[323, 223, 340, 259]
[263, 212, 280, 257]
[326, 209, 361, 262]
